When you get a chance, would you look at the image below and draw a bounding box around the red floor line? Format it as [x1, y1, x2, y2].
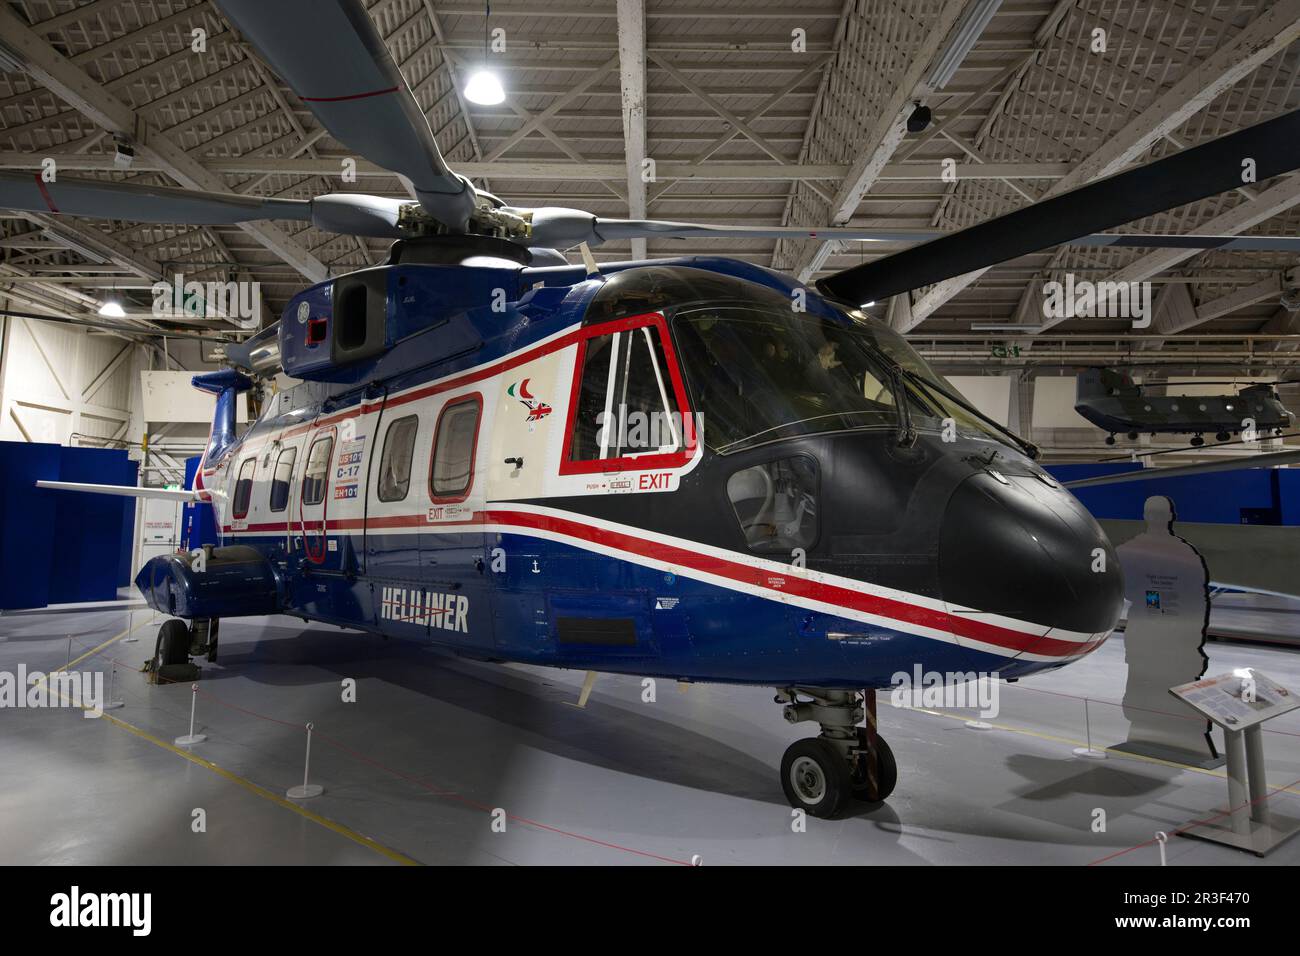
[1087, 773, 1300, 866]
[74, 634, 693, 865]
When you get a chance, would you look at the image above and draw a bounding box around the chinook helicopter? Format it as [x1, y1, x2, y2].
[13, 0, 1300, 818]
[1075, 368, 1292, 446]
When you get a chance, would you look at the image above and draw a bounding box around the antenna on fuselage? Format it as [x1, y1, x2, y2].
[579, 242, 600, 278]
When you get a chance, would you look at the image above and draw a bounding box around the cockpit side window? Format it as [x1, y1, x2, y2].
[562, 314, 695, 474]
[727, 456, 819, 553]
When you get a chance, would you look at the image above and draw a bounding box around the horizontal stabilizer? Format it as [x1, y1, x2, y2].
[36, 480, 200, 502]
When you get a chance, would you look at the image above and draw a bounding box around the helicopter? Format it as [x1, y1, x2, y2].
[14, 0, 1300, 819]
[1075, 368, 1292, 446]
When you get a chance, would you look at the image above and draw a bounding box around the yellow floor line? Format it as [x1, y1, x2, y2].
[51, 619, 146, 675]
[913, 706, 1300, 796]
[99, 711, 419, 866]
[35, 618, 419, 866]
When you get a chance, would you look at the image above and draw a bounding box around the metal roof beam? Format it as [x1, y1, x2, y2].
[907, 0, 1300, 327]
[0, 3, 328, 284]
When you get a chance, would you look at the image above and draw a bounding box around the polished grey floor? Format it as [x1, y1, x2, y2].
[2, 605, 1299, 866]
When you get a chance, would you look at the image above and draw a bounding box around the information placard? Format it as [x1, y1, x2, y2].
[1170, 670, 1298, 730]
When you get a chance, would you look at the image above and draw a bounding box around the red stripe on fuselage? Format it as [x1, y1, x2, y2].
[222, 507, 1099, 659]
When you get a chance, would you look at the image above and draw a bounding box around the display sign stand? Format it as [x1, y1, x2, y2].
[1171, 670, 1300, 857]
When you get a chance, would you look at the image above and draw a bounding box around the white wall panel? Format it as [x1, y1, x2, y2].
[1031, 375, 1097, 429]
[948, 375, 1012, 426]
[0, 318, 138, 447]
[141, 371, 248, 424]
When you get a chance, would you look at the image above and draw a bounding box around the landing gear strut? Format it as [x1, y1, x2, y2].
[775, 688, 897, 818]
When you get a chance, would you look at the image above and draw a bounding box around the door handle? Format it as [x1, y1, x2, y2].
[504, 457, 524, 470]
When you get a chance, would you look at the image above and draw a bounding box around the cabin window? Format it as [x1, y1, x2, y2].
[268, 446, 297, 512]
[567, 319, 688, 467]
[727, 456, 819, 553]
[232, 458, 256, 518]
[430, 396, 481, 501]
[378, 415, 418, 502]
[302, 435, 334, 506]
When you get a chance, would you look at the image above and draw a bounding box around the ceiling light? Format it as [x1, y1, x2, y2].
[97, 298, 126, 318]
[926, 0, 1002, 91]
[464, 68, 505, 106]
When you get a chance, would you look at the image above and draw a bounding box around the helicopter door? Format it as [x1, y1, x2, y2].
[298, 425, 336, 566]
[420, 392, 492, 649]
[365, 406, 426, 625]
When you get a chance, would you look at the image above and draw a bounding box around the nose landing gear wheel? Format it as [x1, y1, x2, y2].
[781, 738, 850, 818]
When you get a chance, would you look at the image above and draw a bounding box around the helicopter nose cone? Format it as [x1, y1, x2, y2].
[938, 469, 1124, 641]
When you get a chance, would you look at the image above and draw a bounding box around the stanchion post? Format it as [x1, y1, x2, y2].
[103, 664, 124, 711]
[286, 722, 324, 799]
[1073, 697, 1107, 759]
[174, 683, 207, 746]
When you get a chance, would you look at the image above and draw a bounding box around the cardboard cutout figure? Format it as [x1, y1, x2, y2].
[1112, 496, 1221, 767]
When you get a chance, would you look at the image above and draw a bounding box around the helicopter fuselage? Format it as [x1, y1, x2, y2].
[138, 256, 1125, 689]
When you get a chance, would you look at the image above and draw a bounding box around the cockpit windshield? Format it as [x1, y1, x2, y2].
[585, 265, 1020, 455]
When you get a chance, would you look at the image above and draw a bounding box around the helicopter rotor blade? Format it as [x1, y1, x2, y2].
[0, 170, 311, 228]
[0, 171, 413, 239]
[1063, 448, 1300, 489]
[816, 108, 1300, 306]
[11, 169, 1298, 255]
[518, 207, 1300, 253]
[212, 0, 475, 231]
[588, 219, 941, 244]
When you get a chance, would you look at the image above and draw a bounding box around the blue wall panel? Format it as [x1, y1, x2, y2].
[1049, 462, 1295, 526]
[0, 441, 137, 609]
[0, 441, 59, 609]
[49, 447, 137, 604]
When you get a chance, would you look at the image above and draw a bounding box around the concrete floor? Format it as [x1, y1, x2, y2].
[2, 605, 1299, 866]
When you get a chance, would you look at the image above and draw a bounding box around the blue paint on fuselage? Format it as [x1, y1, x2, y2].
[226, 527, 1069, 688]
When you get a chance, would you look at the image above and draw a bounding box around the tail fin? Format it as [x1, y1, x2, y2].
[192, 369, 254, 473]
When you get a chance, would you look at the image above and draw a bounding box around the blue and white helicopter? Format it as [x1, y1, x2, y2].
[11, 0, 1300, 818]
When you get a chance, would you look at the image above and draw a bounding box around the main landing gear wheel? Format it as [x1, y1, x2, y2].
[775, 687, 896, 818]
[850, 731, 897, 802]
[155, 619, 189, 668]
[781, 738, 850, 818]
